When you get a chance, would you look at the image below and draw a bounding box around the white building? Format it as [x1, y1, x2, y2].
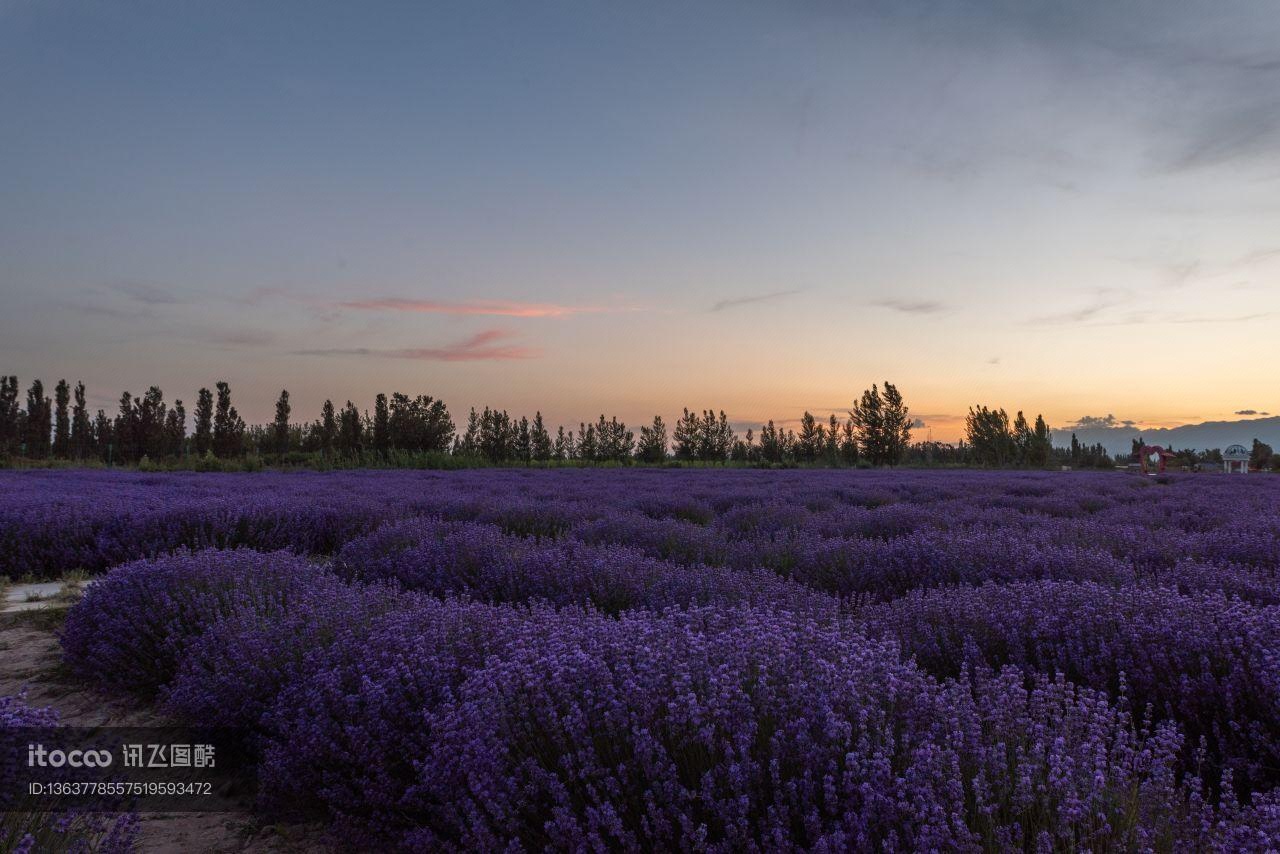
[1223, 443, 1250, 474]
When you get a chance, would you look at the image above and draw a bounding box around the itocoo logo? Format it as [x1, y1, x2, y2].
[27, 744, 113, 768]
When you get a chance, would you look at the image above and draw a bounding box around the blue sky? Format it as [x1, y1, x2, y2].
[2, 1, 1278, 439]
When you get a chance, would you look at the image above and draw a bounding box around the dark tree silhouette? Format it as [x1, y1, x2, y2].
[71, 381, 92, 459]
[193, 388, 214, 456]
[531, 412, 552, 461]
[319, 400, 337, 455]
[372, 393, 389, 454]
[636, 415, 668, 463]
[0, 376, 19, 456]
[273, 390, 291, 455]
[24, 379, 52, 458]
[212, 382, 245, 458]
[53, 380, 70, 458]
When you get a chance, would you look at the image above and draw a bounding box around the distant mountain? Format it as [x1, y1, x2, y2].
[1052, 416, 1280, 457]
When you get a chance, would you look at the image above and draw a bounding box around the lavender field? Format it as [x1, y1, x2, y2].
[5, 468, 1280, 850]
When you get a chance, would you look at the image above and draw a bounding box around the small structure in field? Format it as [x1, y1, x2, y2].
[1139, 445, 1176, 475]
[1223, 444, 1250, 474]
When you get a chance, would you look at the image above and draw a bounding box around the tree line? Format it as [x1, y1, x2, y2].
[1122, 436, 1278, 472]
[0, 376, 917, 467]
[4, 374, 1275, 470]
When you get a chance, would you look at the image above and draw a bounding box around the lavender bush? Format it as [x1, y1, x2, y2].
[334, 516, 838, 615]
[865, 581, 1280, 791]
[61, 549, 328, 695]
[419, 608, 1192, 851]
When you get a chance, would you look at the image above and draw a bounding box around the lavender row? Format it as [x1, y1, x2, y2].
[332, 516, 839, 616]
[332, 517, 1280, 794]
[61, 550, 1280, 850]
[6, 469, 1279, 589]
[865, 581, 1280, 793]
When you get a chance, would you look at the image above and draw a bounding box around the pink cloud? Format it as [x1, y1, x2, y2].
[293, 328, 539, 361]
[338, 297, 609, 318]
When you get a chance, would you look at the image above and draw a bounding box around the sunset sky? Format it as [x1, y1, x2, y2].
[3, 1, 1278, 442]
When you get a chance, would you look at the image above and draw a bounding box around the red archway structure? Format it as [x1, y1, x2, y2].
[1139, 445, 1176, 475]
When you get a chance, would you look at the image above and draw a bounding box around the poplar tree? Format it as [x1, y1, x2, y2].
[1013, 411, 1032, 464]
[338, 401, 362, 453]
[53, 379, 71, 458]
[852, 381, 912, 466]
[273, 390, 292, 454]
[320, 400, 337, 454]
[212, 382, 245, 457]
[673, 408, 700, 460]
[1029, 414, 1052, 467]
[515, 416, 532, 463]
[577, 421, 597, 462]
[93, 409, 113, 462]
[114, 391, 137, 461]
[758, 420, 783, 464]
[372, 393, 389, 454]
[825, 413, 841, 464]
[71, 382, 91, 459]
[530, 412, 552, 461]
[796, 411, 821, 462]
[137, 386, 168, 459]
[636, 415, 668, 463]
[25, 379, 51, 457]
[553, 425, 568, 460]
[840, 418, 858, 465]
[0, 376, 18, 456]
[193, 388, 214, 456]
[880, 382, 912, 465]
[166, 399, 186, 457]
[964, 405, 1014, 466]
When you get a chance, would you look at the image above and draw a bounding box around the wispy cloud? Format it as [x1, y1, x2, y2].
[292, 329, 539, 361]
[205, 329, 276, 348]
[1157, 100, 1280, 173]
[1030, 296, 1126, 325]
[110, 281, 182, 305]
[62, 300, 148, 320]
[710, 289, 802, 312]
[1029, 287, 1268, 327]
[1235, 409, 1271, 416]
[872, 298, 949, 315]
[1162, 260, 1200, 287]
[338, 297, 612, 318]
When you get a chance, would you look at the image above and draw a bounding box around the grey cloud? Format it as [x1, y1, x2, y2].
[1069, 414, 1137, 430]
[872, 298, 949, 315]
[710, 289, 802, 312]
[1235, 409, 1271, 416]
[109, 281, 182, 305]
[204, 330, 276, 347]
[291, 329, 538, 361]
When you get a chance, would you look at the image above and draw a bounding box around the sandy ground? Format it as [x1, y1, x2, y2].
[0, 611, 333, 853]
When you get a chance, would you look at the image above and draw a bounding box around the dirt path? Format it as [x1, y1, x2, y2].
[0, 612, 331, 853]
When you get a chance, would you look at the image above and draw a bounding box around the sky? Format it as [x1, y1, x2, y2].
[2, 0, 1278, 442]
